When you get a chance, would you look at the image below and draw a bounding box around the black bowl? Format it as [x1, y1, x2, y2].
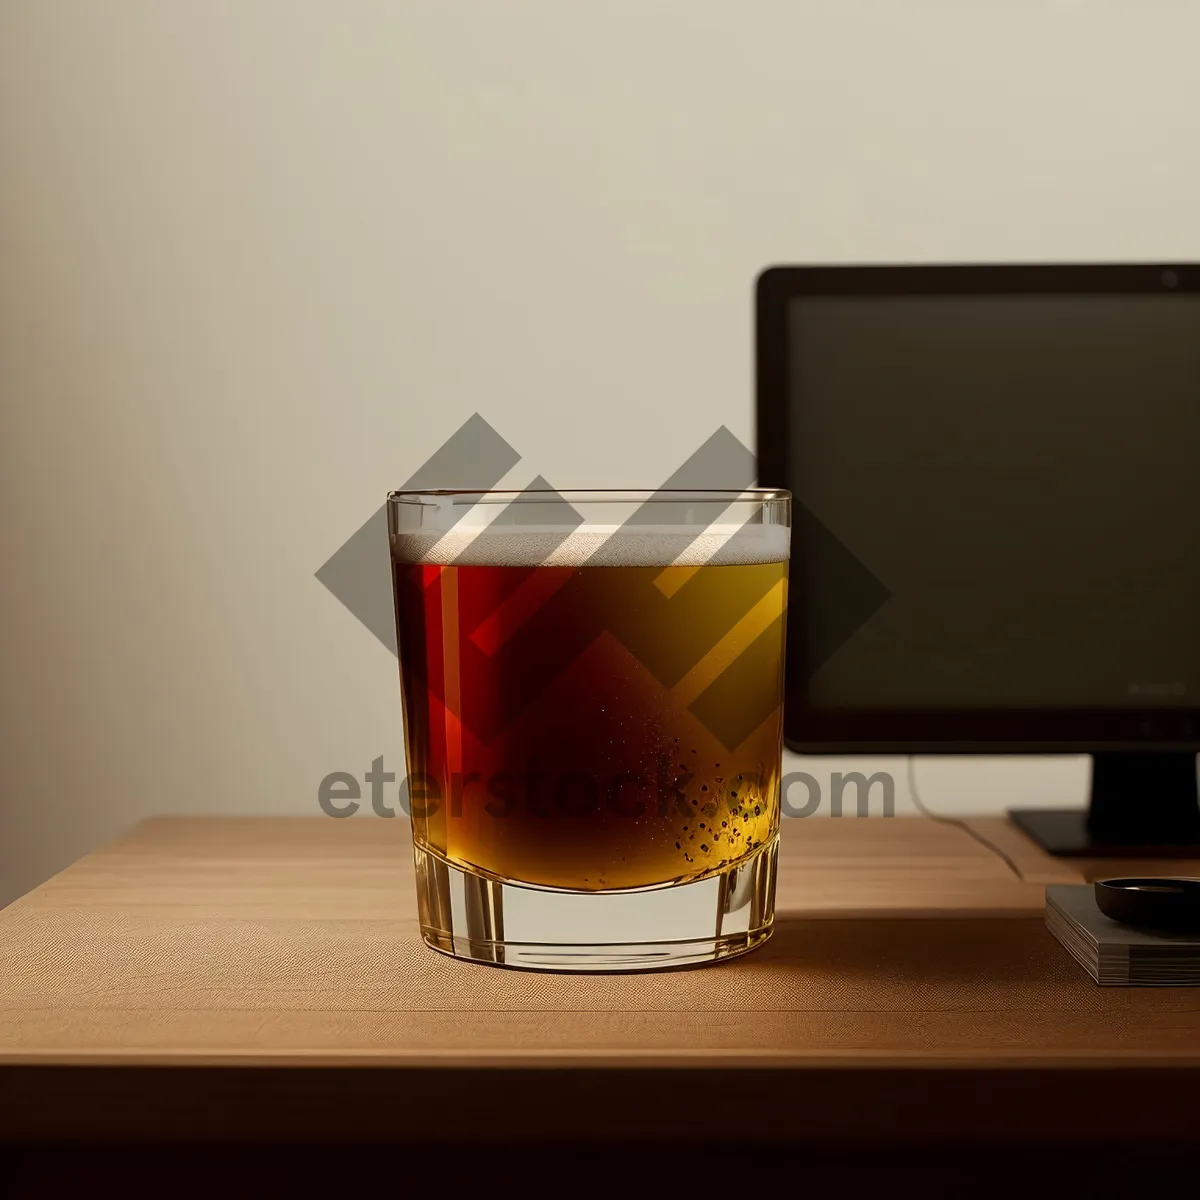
[1094, 877, 1200, 933]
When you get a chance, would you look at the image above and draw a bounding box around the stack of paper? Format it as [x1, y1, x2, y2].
[1045, 883, 1200, 986]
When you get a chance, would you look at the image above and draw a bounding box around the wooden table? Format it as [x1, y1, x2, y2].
[3, 815, 1200, 1164]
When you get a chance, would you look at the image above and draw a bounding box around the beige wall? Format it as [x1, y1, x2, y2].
[2, 2, 1197, 905]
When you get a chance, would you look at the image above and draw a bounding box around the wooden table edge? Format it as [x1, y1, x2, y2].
[3, 1050, 1200, 1068]
[4, 1061, 1200, 1145]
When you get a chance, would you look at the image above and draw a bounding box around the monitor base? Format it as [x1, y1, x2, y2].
[1008, 808, 1200, 858]
[1009, 751, 1200, 857]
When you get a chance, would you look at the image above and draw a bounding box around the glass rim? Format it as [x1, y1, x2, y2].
[387, 487, 791, 506]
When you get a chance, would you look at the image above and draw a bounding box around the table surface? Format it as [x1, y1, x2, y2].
[4, 815, 1200, 1144]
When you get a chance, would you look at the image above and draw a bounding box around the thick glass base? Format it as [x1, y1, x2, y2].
[412, 837, 778, 973]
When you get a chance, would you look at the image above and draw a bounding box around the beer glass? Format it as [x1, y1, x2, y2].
[388, 488, 790, 971]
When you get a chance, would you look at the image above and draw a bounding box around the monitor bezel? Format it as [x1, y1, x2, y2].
[755, 262, 1200, 754]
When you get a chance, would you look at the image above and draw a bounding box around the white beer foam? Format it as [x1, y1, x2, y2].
[392, 523, 790, 568]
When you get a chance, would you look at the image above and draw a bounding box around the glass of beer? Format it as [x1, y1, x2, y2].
[388, 488, 790, 971]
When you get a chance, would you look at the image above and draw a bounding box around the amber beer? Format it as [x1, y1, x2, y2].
[391, 522, 788, 892]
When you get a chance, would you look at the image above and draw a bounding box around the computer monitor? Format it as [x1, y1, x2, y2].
[755, 264, 1200, 856]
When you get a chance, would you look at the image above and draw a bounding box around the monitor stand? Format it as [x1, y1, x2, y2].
[1009, 751, 1200, 857]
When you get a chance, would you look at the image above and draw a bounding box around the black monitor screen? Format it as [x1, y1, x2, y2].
[786, 293, 1200, 712]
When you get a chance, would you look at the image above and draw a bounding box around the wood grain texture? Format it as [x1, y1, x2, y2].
[3, 816, 1200, 1143]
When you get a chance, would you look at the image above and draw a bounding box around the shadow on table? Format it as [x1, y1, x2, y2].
[756, 911, 1065, 987]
